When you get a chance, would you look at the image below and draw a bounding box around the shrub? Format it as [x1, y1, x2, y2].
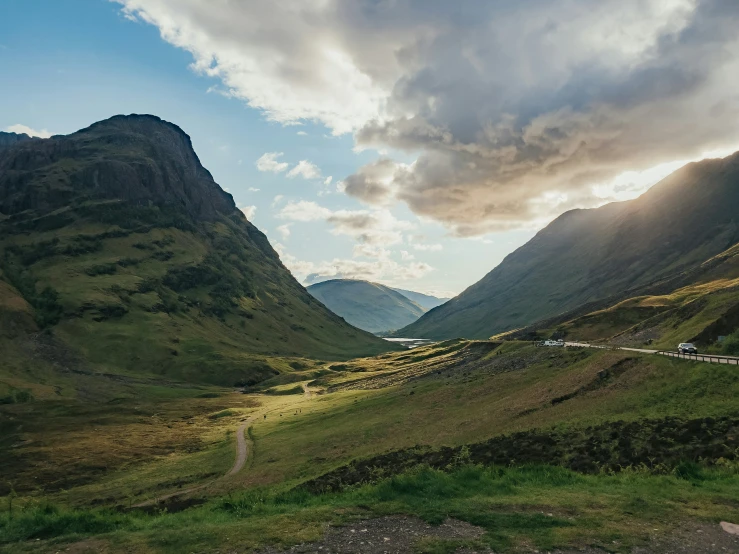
[722, 331, 739, 356]
[85, 264, 117, 276]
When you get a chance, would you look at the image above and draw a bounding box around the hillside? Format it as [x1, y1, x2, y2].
[4, 338, 739, 552]
[307, 279, 426, 333]
[500, 241, 739, 352]
[390, 287, 449, 310]
[0, 115, 395, 387]
[397, 152, 739, 340]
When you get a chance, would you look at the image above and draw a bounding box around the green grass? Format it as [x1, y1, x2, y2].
[3, 464, 739, 553]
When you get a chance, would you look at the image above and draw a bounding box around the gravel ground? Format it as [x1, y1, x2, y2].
[257, 516, 739, 554]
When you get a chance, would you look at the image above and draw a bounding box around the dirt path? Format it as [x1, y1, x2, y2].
[133, 416, 254, 507]
[302, 382, 311, 398]
[227, 417, 253, 476]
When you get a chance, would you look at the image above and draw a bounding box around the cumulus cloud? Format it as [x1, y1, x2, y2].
[118, 0, 739, 234]
[284, 252, 432, 285]
[256, 152, 288, 173]
[5, 124, 52, 138]
[240, 205, 257, 219]
[277, 224, 292, 240]
[412, 243, 443, 252]
[287, 160, 321, 180]
[279, 201, 413, 247]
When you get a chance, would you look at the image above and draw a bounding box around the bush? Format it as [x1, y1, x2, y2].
[0, 255, 63, 327]
[722, 331, 739, 356]
[0, 389, 34, 404]
[85, 264, 117, 276]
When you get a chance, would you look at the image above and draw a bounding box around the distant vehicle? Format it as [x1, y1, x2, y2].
[537, 340, 565, 347]
[678, 343, 698, 354]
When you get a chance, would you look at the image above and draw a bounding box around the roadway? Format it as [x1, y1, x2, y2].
[565, 342, 739, 365]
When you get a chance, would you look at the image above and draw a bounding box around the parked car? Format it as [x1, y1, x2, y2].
[537, 340, 565, 347]
[678, 343, 698, 354]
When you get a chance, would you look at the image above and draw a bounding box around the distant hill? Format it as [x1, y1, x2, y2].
[0, 114, 395, 387]
[397, 152, 739, 340]
[307, 279, 426, 333]
[390, 287, 449, 311]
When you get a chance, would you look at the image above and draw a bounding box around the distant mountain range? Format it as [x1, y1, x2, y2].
[0, 115, 395, 387]
[397, 152, 739, 340]
[307, 279, 447, 334]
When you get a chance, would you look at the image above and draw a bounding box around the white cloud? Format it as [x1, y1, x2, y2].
[116, 0, 739, 235]
[297, 131, 308, 136]
[279, 201, 414, 247]
[287, 160, 321, 180]
[279, 251, 432, 285]
[248, 187, 260, 192]
[412, 243, 443, 252]
[279, 200, 332, 222]
[256, 152, 288, 173]
[240, 205, 257, 220]
[272, 194, 285, 207]
[5, 124, 52, 138]
[323, 176, 333, 186]
[277, 224, 292, 240]
[400, 250, 415, 261]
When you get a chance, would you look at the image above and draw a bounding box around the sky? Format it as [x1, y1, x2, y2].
[2, 0, 739, 298]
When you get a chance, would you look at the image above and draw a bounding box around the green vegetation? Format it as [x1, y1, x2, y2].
[3, 464, 739, 553]
[2, 338, 739, 552]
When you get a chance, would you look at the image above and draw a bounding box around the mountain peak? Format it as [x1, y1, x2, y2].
[0, 114, 236, 221]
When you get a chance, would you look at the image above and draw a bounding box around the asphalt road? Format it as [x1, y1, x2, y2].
[565, 342, 739, 365]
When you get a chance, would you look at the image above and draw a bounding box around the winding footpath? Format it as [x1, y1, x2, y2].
[226, 418, 253, 476]
[133, 416, 255, 508]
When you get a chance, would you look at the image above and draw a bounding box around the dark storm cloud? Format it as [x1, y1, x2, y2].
[119, 0, 739, 234]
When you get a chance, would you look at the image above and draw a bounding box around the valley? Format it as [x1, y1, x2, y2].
[1, 115, 739, 554]
[3, 339, 739, 553]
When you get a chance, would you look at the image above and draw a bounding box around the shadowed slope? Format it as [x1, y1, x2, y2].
[398, 153, 739, 340]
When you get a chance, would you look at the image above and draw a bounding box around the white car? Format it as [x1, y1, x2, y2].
[537, 340, 565, 347]
[678, 343, 698, 354]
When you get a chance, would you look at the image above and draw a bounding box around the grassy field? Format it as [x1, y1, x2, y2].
[2, 340, 739, 552]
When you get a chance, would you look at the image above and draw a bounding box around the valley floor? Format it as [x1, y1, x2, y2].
[2, 340, 739, 553]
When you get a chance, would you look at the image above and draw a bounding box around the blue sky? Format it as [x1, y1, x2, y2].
[0, 0, 536, 297]
[3, 1, 739, 297]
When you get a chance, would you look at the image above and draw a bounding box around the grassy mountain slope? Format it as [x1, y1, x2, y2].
[502, 241, 739, 351]
[397, 153, 739, 340]
[4, 339, 739, 552]
[390, 287, 449, 310]
[307, 279, 425, 333]
[0, 115, 395, 387]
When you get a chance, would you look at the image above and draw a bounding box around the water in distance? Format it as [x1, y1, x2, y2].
[384, 337, 435, 349]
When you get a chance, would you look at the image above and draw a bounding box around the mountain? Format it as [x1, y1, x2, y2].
[0, 131, 35, 151]
[307, 279, 426, 333]
[497, 240, 739, 351]
[390, 287, 449, 311]
[0, 114, 395, 387]
[397, 152, 739, 340]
